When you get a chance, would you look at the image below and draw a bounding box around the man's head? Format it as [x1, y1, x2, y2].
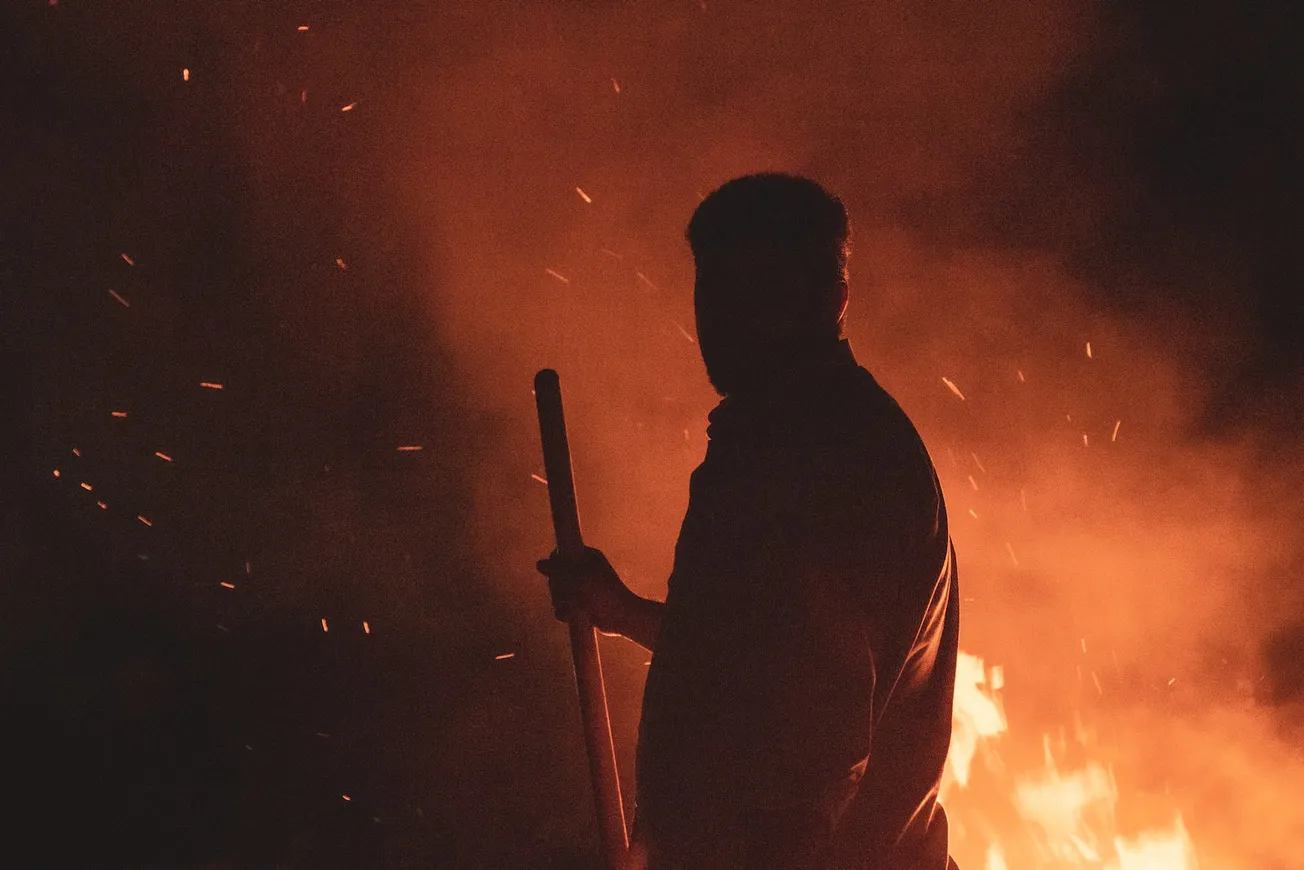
[687, 173, 851, 397]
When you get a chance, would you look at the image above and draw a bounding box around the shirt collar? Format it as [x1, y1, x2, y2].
[706, 339, 860, 442]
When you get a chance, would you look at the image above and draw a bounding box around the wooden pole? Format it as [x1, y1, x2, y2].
[534, 368, 629, 870]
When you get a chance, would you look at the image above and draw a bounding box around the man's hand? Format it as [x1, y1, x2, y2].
[537, 546, 636, 634]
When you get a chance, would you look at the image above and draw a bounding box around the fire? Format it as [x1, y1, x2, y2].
[945, 652, 1199, 869]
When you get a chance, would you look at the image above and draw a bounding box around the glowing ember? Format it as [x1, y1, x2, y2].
[363, 621, 371, 634]
[220, 581, 235, 589]
[136, 515, 152, 526]
[120, 253, 134, 265]
[341, 101, 357, 112]
[182, 68, 190, 81]
[321, 618, 329, 632]
[1087, 342, 1094, 358]
[154, 451, 173, 461]
[942, 377, 967, 401]
[576, 187, 592, 203]
[544, 267, 570, 284]
[336, 257, 349, 270]
[530, 473, 548, 485]
[611, 77, 621, 93]
[199, 382, 224, 390]
[96, 501, 107, 510]
[52, 469, 60, 478]
[495, 653, 516, 660]
[1112, 420, 1122, 442]
[396, 445, 423, 452]
[80, 482, 92, 491]
[108, 289, 130, 307]
[111, 411, 128, 418]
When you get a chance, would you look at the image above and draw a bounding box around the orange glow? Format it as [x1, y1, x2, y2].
[941, 377, 967, 400]
[111, 411, 127, 418]
[52, 469, 60, 478]
[199, 382, 224, 390]
[321, 618, 329, 632]
[182, 68, 190, 82]
[576, 187, 592, 203]
[80, 482, 92, 491]
[494, 652, 516, 660]
[154, 451, 173, 461]
[220, 581, 235, 589]
[341, 102, 357, 112]
[362, 621, 371, 634]
[396, 445, 423, 452]
[136, 515, 152, 526]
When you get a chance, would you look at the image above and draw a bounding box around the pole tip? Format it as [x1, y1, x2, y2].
[534, 368, 560, 393]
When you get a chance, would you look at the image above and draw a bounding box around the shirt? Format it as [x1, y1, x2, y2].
[633, 339, 960, 870]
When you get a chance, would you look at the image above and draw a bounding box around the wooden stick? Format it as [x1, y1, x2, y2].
[534, 368, 629, 870]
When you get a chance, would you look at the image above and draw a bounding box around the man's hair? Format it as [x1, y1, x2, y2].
[686, 173, 851, 290]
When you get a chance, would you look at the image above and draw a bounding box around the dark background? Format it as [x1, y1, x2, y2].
[2, 1, 1301, 867]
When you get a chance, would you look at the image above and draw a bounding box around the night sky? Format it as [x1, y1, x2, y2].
[3, 1, 1302, 867]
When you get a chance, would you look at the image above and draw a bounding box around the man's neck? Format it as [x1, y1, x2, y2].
[724, 338, 850, 401]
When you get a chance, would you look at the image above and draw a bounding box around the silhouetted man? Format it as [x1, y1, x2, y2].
[539, 174, 960, 870]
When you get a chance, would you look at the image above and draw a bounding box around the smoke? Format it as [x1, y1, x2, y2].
[8, 0, 1300, 864]
[370, 0, 1303, 863]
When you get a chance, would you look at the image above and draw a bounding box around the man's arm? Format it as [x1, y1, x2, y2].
[608, 594, 664, 653]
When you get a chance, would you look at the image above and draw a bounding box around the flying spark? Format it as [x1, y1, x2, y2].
[52, 469, 60, 478]
[109, 289, 130, 307]
[80, 482, 92, 491]
[363, 621, 371, 634]
[120, 253, 135, 265]
[342, 794, 351, 802]
[111, 411, 128, 418]
[96, 501, 107, 510]
[341, 102, 357, 112]
[635, 271, 658, 291]
[968, 475, 979, 491]
[531, 473, 548, 485]
[154, 451, 172, 461]
[941, 377, 966, 401]
[321, 618, 329, 632]
[1086, 341, 1093, 358]
[396, 445, 423, 452]
[611, 77, 621, 93]
[1082, 433, 1089, 447]
[1005, 542, 1019, 567]
[675, 323, 697, 343]
[220, 581, 235, 589]
[544, 268, 570, 284]
[970, 452, 986, 473]
[495, 653, 516, 660]
[182, 68, 190, 81]
[297, 25, 310, 31]
[1111, 420, 1121, 442]
[576, 187, 592, 203]
[1016, 369, 1026, 383]
[72, 448, 81, 456]
[199, 382, 224, 390]
[136, 515, 152, 526]
[335, 257, 348, 270]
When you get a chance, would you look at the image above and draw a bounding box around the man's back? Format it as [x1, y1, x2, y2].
[633, 340, 960, 869]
